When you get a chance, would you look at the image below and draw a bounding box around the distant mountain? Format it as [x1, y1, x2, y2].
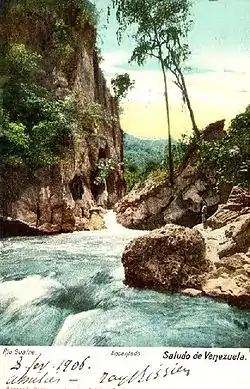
[123, 133, 169, 172]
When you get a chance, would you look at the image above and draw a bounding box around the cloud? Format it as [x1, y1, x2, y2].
[100, 50, 250, 139]
[100, 51, 130, 76]
[190, 51, 250, 75]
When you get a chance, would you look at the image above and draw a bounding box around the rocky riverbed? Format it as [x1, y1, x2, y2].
[122, 186, 250, 308]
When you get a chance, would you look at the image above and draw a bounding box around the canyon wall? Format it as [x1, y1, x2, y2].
[0, 9, 125, 236]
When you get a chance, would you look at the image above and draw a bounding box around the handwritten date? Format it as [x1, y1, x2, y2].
[6, 354, 91, 385]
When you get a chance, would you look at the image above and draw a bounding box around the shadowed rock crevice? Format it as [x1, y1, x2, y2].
[69, 175, 84, 201]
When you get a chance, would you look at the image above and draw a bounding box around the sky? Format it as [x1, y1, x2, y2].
[93, 0, 250, 139]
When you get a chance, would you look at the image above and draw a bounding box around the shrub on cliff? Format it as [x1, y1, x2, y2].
[111, 73, 135, 100]
[2, 0, 98, 26]
[198, 106, 250, 187]
[0, 43, 76, 167]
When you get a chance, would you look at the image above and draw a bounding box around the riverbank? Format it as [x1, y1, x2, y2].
[121, 186, 250, 309]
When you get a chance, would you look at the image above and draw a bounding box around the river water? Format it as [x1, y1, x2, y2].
[0, 212, 250, 347]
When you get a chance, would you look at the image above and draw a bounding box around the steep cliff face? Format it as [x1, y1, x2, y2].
[116, 120, 231, 230]
[0, 6, 124, 235]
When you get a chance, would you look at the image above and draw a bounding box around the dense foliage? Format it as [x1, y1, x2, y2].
[111, 73, 135, 100]
[124, 134, 164, 191]
[198, 106, 250, 187]
[94, 158, 119, 185]
[124, 133, 166, 170]
[0, 43, 77, 167]
[0, 0, 100, 168]
[123, 133, 187, 191]
[1, 0, 98, 26]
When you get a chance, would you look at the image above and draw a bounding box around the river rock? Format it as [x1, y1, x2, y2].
[208, 186, 250, 229]
[182, 288, 204, 297]
[88, 211, 105, 230]
[122, 186, 250, 308]
[122, 224, 209, 290]
[0, 216, 57, 237]
[202, 252, 250, 307]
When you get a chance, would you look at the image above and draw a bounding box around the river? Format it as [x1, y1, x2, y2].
[0, 211, 250, 347]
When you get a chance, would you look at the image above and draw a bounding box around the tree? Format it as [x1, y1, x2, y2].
[110, 0, 197, 185]
[111, 73, 135, 100]
[166, 37, 199, 135]
[0, 43, 76, 167]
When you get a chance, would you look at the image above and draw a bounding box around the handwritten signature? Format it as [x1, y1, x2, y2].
[99, 363, 190, 386]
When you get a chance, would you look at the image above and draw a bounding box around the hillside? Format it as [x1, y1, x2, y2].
[124, 133, 167, 172]
[123, 133, 183, 191]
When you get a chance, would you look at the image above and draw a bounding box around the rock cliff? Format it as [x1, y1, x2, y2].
[0, 6, 124, 236]
[116, 120, 229, 230]
[122, 186, 250, 308]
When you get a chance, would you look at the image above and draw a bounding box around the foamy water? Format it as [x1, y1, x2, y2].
[0, 213, 250, 347]
[103, 210, 127, 232]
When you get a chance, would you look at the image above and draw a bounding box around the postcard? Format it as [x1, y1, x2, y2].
[0, 0, 249, 388]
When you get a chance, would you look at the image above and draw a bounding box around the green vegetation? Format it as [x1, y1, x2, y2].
[1, 0, 98, 25]
[198, 106, 250, 187]
[124, 133, 166, 170]
[0, 0, 101, 168]
[1, 0, 99, 71]
[94, 158, 119, 185]
[0, 43, 76, 167]
[111, 73, 135, 100]
[110, 0, 197, 186]
[124, 104, 250, 193]
[77, 101, 103, 131]
[124, 133, 187, 191]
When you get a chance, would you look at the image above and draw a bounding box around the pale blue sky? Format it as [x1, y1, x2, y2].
[93, 0, 250, 138]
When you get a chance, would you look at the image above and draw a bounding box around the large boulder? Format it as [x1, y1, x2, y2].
[122, 186, 250, 308]
[215, 213, 250, 258]
[122, 224, 209, 290]
[199, 186, 250, 307]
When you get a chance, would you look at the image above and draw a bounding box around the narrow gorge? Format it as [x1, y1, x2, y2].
[0, 0, 249, 348]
